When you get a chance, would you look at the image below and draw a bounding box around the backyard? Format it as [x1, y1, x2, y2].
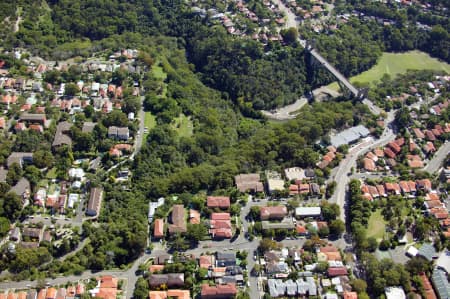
[367, 209, 386, 240]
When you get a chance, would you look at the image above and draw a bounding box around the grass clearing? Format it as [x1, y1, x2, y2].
[327, 51, 450, 90]
[46, 167, 57, 179]
[367, 209, 386, 240]
[143, 111, 156, 139]
[172, 114, 193, 138]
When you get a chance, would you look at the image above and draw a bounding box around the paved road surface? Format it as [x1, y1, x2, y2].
[423, 141, 450, 174]
[330, 111, 396, 221]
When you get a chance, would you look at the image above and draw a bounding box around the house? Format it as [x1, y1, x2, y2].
[419, 272, 437, 299]
[7, 152, 33, 168]
[82, 122, 96, 133]
[148, 290, 190, 299]
[154, 253, 172, 265]
[22, 227, 43, 242]
[27, 290, 37, 299]
[189, 209, 200, 224]
[86, 187, 103, 217]
[55, 289, 66, 299]
[343, 292, 358, 299]
[11, 177, 31, 201]
[168, 205, 186, 234]
[207, 196, 230, 209]
[19, 113, 46, 125]
[417, 179, 432, 192]
[374, 148, 385, 157]
[216, 252, 236, 267]
[153, 219, 164, 239]
[328, 267, 348, 277]
[431, 268, 450, 299]
[199, 255, 214, 269]
[46, 288, 56, 299]
[417, 243, 438, 261]
[210, 213, 232, 239]
[284, 167, 305, 181]
[384, 287, 406, 299]
[148, 273, 184, 289]
[384, 147, 396, 159]
[108, 126, 129, 140]
[234, 173, 264, 193]
[201, 284, 237, 299]
[295, 207, 321, 218]
[260, 206, 288, 220]
[94, 275, 118, 299]
[363, 158, 376, 172]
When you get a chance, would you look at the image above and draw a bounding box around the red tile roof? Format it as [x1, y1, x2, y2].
[154, 219, 164, 238]
[328, 267, 348, 277]
[99, 276, 118, 289]
[343, 292, 358, 299]
[388, 141, 401, 154]
[384, 147, 396, 159]
[207, 196, 230, 209]
[260, 206, 287, 220]
[419, 273, 437, 299]
[201, 284, 237, 298]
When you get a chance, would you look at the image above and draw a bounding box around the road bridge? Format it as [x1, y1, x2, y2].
[303, 39, 381, 115]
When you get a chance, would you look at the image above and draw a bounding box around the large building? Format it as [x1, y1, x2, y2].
[168, 205, 187, 234]
[86, 187, 103, 217]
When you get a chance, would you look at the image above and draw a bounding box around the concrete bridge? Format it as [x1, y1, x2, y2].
[303, 39, 381, 115]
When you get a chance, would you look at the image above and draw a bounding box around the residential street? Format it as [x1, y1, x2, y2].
[329, 111, 396, 220]
[423, 141, 450, 173]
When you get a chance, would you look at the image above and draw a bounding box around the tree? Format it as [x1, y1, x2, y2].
[318, 226, 330, 238]
[329, 219, 345, 236]
[64, 83, 79, 97]
[0, 217, 10, 237]
[33, 150, 54, 169]
[351, 279, 367, 294]
[133, 277, 149, 299]
[281, 27, 299, 44]
[123, 96, 141, 114]
[186, 223, 207, 244]
[2, 192, 22, 221]
[367, 237, 378, 252]
[258, 238, 279, 253]
[6, 162, 23, 185]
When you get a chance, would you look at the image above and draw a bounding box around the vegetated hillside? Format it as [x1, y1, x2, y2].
[132, 40, 375, 199]
[1, 0, 316, 110]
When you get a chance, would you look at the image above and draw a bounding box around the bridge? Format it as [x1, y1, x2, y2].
[302, 39, 381, 115]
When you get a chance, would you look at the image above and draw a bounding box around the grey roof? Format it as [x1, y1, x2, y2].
[268, 279, 286, 297]
[432, 268, 450, 299]
[217, 252, 236, 261]
[11, 177, 30, 197]
[52, 133, 72, 147]
[268, 278, 317, 297]
[57, 121, 72, 132]
[418, 243, 437, 261]
[306, 277, 317, 296]
[330, 125, 370, 147]
[7, 152, 33, 168]
[262, 221, 295, 230]
[285, 280, 297, 296]
[82, 122, 96, 133]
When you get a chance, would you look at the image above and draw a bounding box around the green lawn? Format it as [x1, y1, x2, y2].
[367, 209, 386, 240]
[46, 167, 57, 179]
[172, 114, 193, 138]
[143, 111, 156, 139]
[328, 51, 450, 90]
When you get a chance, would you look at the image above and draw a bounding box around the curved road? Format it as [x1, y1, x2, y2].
[329, 111, 396, 221]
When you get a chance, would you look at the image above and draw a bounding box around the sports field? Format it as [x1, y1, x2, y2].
[328, 51, 450, 89]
